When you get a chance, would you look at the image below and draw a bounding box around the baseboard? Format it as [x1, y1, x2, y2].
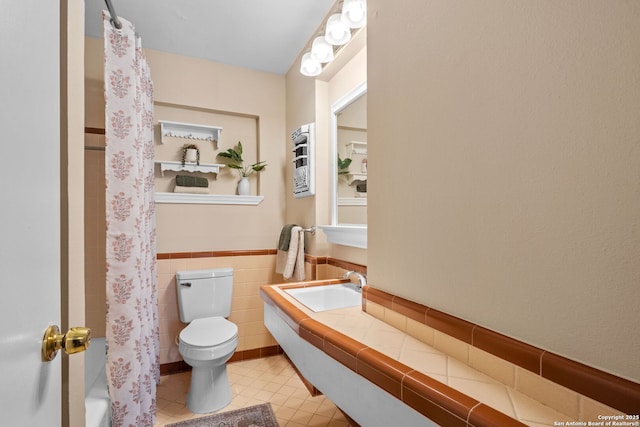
[159, 360, 191, 376]
[160, 345, 284, 376]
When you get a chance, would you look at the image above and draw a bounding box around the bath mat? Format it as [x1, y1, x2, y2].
[165, 403, 279, 427]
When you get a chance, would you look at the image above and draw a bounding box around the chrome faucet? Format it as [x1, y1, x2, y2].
[343, 271, 367, 288]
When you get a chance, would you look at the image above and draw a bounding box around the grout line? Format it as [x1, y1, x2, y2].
[467, 401, 482, 425]
[505, 387, 520, 421]
[401, 370, 415, 403]
[470, 324, 477, 347]
[354, 346, 367, 374]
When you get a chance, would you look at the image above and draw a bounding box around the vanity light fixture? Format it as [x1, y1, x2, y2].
[299, 0, 366, 77]
[341, 0, 366, 28]
[310, 36, 335, 63]
[300, 52, 322, 77]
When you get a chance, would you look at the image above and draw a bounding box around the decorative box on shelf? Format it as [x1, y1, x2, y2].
[159, 120, 223, 147]
[155, 161, 225, 176]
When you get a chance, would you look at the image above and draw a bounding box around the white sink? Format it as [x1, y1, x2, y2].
[284, 283, 362, 312]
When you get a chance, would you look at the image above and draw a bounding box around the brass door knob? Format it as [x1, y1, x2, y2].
[42, 325, 91, 362]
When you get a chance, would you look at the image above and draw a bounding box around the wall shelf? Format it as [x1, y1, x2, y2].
[346, 173, 367, 185]
[338, 197, 367, 206]
[159, 120, 222, 147]
[155, 161, 225, 176]
[155, 192, 264, 205]
[346, 141, 367, 156]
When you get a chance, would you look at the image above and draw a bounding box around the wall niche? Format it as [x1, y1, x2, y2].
[154, 102, 263, 204]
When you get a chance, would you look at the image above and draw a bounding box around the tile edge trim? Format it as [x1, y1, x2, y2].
[363, 285, 639, 414]
[260, 283, 527, 426]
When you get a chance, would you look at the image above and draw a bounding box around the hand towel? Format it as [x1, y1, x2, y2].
[276, 226, 305, 280]
[173, 185, 209, 194]
[278, 224, 297, 251]
[176, 174, 208, 188]
[293, 228, 305, 281]
[276, 224, 296, 274]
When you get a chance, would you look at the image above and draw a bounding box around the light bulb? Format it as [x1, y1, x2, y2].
[332, 27, 346, 39]
[310, 36, 334, 63]
[341, 0, 366, 29]
[300, 52, 321, 77]
[348, 8, 364, 22]
[324, 13, 351, 46]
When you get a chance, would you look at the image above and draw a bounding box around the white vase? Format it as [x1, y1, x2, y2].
[237, 177, 250, 195]
[185, 148, 198, 163]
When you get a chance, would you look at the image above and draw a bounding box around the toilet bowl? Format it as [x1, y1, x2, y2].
[178, 317, 238, 413]
[176, 268, 237, 414]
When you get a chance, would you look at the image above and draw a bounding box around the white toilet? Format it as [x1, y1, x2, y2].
[176, 268, 238, 414]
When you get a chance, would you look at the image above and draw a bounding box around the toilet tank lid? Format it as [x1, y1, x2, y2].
[176, 267, 233, 280]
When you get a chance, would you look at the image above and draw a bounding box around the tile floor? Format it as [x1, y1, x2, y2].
[155, 355, 354, 426]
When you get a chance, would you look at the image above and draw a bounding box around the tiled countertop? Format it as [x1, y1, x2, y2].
[311, 306, 572, 427]
[262, 281, 604, 427]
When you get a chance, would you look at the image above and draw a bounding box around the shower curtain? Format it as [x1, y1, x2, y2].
[104, 12, 159, 427]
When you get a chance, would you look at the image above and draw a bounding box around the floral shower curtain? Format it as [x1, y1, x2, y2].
[104, 12, 159, 427]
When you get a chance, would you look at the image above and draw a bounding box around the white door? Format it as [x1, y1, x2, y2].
[0, 1, 63, 424]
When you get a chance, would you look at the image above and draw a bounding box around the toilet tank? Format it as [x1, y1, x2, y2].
[176, 268, 233, 323]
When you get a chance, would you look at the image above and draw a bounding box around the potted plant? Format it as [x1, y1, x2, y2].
[181, 143, 200, 165]
[337, 155, 352, 175]
[217, 141, 267, 195]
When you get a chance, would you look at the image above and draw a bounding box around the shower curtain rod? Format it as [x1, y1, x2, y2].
[104, 0, 122, 29]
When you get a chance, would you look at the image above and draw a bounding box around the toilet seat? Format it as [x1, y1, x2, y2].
[180, 317, 238, 347]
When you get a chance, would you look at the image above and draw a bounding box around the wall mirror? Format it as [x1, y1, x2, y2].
[321, 81, 367, 248]
[336, 91, 367, 225]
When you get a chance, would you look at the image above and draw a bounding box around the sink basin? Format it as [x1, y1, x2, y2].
[284, 283, 362, 312]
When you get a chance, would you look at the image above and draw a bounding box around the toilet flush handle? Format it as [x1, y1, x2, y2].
[180, 282, 192, 287]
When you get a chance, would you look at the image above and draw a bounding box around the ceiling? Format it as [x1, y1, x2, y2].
[84, 0, 336, 75]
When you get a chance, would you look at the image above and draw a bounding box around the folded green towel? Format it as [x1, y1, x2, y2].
[176, 174, 208, 188]
[278, 224, 297, 251]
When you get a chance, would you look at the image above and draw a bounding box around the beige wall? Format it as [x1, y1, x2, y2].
[85, 37, 287, 253]
[84, 136, 106, 337]
[157, 256, 349, 364]
[284, 34, 368, 265]
[84, 33, 359, 361]
[81, 0, 640, 386]
[84, 37, 289, 354]
[283, 63, 325, 254]
[158, 255, 279, 364]
[367, 0, 640, 382]
[82, 142, 282, 361]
